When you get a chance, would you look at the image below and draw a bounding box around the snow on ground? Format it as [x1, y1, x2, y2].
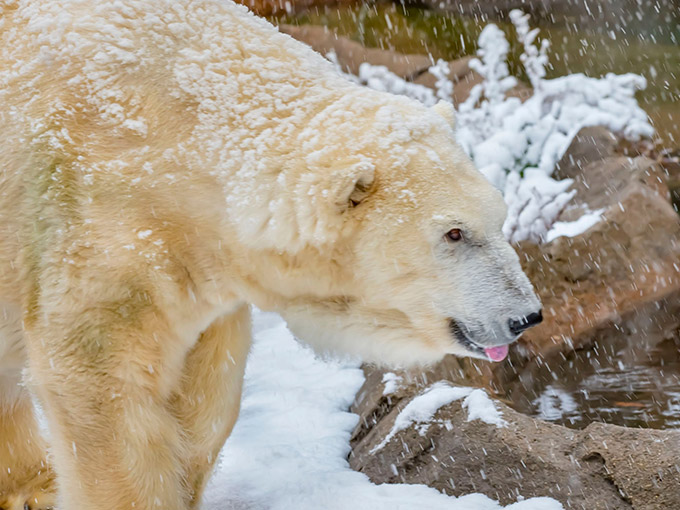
[463, 388, 508, 428]
[204, 310, 563, 510]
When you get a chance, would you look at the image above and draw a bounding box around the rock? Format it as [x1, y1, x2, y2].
[279, 24, 433, 79]
[234, 0, 357, 16]
[349, 376, 680, 509]
[553, 126, 621, 181]
[659, 150, 680, 214]
[516, 156, 679, 359]
[518, 156, 675, 342]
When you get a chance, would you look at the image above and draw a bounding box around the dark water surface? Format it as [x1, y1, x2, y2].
[508, 336, 680, 429]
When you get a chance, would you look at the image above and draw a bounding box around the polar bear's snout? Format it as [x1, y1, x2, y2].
[508, 310, 543, 336]
[448, 305, 542, 363]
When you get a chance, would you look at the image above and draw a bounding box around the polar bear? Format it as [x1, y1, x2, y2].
[0, 0, 542, 508]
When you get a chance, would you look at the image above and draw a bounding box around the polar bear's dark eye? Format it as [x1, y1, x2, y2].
[446, 228, 463, 242]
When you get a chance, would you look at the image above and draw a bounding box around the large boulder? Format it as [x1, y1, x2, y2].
[658, 149, 680, 213]
[553, 126, 620, 182]
[517, 155, 679, 359]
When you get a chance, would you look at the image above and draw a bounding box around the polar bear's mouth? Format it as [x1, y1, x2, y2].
[448, 319, 484, 355]
[448, 319, 510, 362]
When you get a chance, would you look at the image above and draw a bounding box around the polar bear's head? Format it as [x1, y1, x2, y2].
[244, 97, 542, 367]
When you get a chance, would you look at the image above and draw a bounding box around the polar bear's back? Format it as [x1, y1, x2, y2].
[0, 0, 358, 229]
[0, 0, 348, 153]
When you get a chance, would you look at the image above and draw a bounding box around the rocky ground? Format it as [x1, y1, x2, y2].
[280, 25, 680, 509]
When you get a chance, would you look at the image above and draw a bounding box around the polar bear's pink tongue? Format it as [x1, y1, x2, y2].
[484, 345, 509, 362]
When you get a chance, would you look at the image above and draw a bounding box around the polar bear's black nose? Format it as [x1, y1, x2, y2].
[508, 310, 543, 336]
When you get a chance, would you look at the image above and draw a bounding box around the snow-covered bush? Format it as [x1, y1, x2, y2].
[457, 10, 652, 242]
[327, 11, 654, 243]
[429, 58, 454, 103]
[326, 50, 440, 106]
[357, 62, 438, 106]
[509, 10, 549, 91]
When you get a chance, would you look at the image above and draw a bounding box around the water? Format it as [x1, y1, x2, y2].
[274, 3, 680, 146]
[510, 335, 680, 429]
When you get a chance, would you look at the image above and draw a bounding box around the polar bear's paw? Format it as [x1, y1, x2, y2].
[0, 466, 56, 510]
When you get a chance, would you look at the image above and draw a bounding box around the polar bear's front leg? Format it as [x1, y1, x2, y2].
[169, 305, 251, 508]
[24, 309, 194, 510]
[0, 377, 55, 510]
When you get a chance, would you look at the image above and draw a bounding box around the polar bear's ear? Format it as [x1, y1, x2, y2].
[431, 100, 456, 130]
[331, 161, 375, 212]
